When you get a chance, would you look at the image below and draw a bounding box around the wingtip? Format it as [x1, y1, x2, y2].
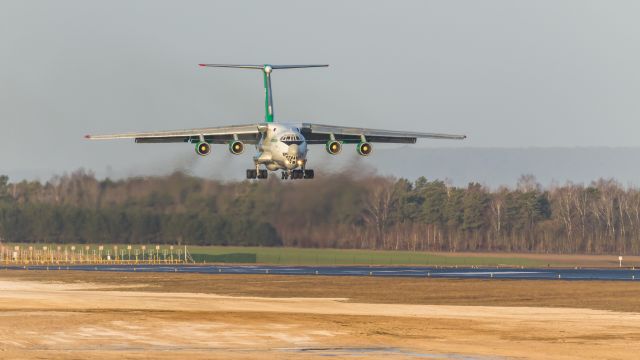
[198, 64, 206, 67]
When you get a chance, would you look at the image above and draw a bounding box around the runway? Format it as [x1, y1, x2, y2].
[7, 264, 639, 281]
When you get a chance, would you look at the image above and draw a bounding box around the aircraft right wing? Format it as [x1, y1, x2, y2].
[300, 123, 466, 144]
[85, 123, 266, 144]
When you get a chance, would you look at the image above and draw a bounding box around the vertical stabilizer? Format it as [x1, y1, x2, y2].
[199, 64, 328, 123]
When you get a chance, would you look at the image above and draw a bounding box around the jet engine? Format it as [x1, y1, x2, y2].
[325, 140, 342, 155]
[357, 142, 372, 156]
[228, 140, 244, 155]
[195, 142, 211, 156]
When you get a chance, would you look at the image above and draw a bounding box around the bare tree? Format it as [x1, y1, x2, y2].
[362, 177, 397, 249]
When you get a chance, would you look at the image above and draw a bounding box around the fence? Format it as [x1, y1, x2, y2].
[0, 244, 194, 265]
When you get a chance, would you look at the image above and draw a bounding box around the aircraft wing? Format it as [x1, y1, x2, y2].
[85, 124, 265, 144]
[300, 123, 466, 144]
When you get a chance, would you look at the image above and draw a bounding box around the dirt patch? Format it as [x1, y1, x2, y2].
[440, 251, 640, 267]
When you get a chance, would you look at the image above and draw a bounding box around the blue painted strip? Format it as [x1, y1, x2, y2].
[4, 265, 639, 281]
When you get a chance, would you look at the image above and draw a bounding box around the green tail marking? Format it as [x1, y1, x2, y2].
[263, 65, 274, 123]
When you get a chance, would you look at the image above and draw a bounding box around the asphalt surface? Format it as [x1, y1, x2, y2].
[5, 264, 640, 281]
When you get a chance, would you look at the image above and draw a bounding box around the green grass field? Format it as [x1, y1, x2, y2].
[187, 246, 551, 267]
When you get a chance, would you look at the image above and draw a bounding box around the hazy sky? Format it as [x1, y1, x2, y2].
[1, 1, 639, 181]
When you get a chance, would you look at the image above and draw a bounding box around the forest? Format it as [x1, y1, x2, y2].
[0, 170, 638, 255]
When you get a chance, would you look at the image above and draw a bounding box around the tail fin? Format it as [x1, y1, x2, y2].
[199, 64, 329, 123]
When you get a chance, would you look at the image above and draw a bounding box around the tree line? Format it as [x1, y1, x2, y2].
[0, 171, 638, 254]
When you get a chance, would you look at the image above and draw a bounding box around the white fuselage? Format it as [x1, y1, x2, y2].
[254, 123, 308, 171]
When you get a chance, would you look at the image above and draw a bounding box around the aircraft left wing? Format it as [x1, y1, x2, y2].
[300, 123, 466, 144]
[85, 123, 265, 144]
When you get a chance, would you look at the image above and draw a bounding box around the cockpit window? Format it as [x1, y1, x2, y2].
[280, 134, 303, 145]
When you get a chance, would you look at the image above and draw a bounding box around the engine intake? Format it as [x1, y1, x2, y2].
[357, 142, 372, 156]
[229, 140, 244, 155]
[325, 140, 342, 155]
[195, 142, 211, 156]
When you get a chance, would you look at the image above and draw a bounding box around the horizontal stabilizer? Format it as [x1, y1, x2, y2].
[198, 64, 328, 70]
[270, 64, 329, 69]
[198, 64, 263, 69]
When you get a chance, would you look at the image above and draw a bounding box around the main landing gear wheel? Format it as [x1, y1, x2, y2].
[283, 169, 314, 180]
[304, 169, 314, 179]
[246, 169, 268, 180]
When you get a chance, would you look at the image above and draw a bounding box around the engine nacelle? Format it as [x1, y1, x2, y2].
[195, 142, 211, 156]
[357, 142, 372, 156]
[325, 140, 342, 155]
[228, 140, 244, 155]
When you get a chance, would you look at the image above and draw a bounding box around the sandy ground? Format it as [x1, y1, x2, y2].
[9, 271, 640, 312]
[0, 275, 640, 359]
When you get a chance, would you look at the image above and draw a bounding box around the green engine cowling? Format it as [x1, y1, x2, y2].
[325, 140, 342, 155]
[357, 142, 372, 156]
[195, 142, 211, 156]
[228, 140, 244, 155]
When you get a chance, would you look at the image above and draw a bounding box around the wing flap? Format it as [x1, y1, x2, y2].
[305, 135, 417, 144]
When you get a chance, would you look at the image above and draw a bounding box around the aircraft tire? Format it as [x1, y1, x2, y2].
[304, 169, 314, 179]
[292, 170, 303, 179]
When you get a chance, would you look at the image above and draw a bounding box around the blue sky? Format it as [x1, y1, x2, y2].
[1, 1, 638, 182]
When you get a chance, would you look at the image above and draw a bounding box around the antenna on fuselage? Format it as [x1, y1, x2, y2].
[198, 64, 329, 123]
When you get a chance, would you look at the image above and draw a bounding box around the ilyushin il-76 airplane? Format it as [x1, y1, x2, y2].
[86, 64, 466, 180]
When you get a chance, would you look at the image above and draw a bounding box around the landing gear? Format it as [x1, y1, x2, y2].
[304, 169, 314, 179]
[246, 169, 268, 180]
[281, 169, 314, 180]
